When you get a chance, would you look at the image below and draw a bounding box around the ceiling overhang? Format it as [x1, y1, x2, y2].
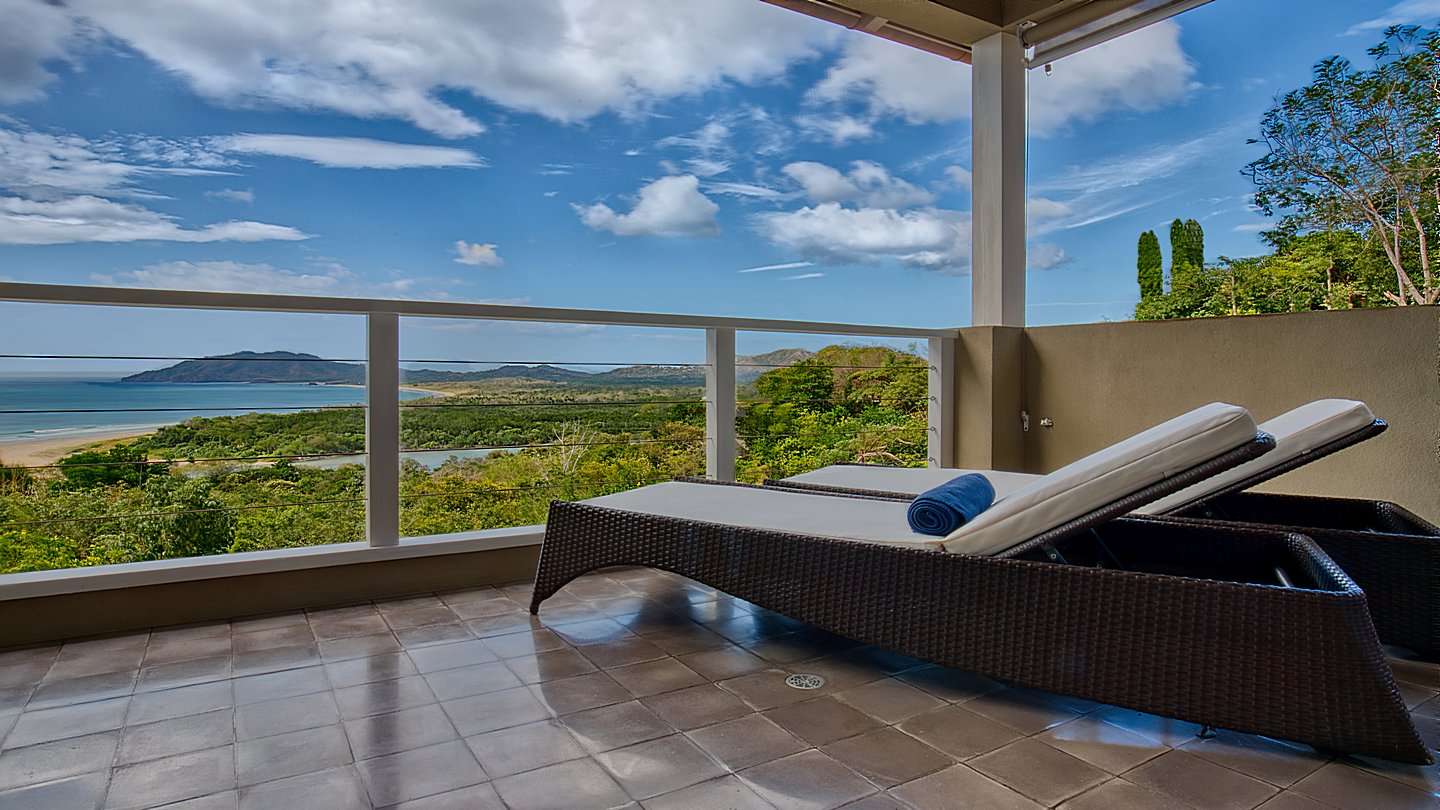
[761, 0, 1213, 65]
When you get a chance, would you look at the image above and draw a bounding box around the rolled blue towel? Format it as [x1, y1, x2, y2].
[907, 474, 996, 536]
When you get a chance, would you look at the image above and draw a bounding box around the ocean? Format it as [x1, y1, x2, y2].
[0, 377, 431, 446]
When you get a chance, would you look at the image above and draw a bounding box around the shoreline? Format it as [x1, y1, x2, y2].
[323, 383, 452, 398]
[0, 428, 158, 468]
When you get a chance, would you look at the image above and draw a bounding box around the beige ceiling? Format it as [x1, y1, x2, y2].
[761, 0, 1211, 64]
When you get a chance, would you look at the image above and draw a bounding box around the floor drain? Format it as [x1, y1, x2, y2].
[785, 673, 826, 690]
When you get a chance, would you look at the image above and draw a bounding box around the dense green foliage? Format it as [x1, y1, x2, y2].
[1136, 229, 1398, 319]
[0, 345, 927, 574]
[1137, 231, 1163, 301]
[1246, 25, 1439, 307]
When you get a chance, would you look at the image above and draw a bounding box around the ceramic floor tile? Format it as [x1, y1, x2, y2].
[1179, 730, 1331, 788]
[464, 718, 587, 778]
[1289, 760, 1440, 810]
[354, 740, 488, 807]
[323, 652, 418, 689]
[126, 681, 233, 725]
[560, 699, 675, 753]
[236, 724, 352, 787]
[1056, 778, 1195, 810]
[423, 660, 525, 702]
[3, 696, 129, 749]
[135, 656, 232, 692]
[641, 774, 774, 810]
[235, 691, 341, 741]
[237, 765, 369, 810]
[232, 666, 329, 706]
[968, 738, 1111, 806]
[961, 687, 1082, 735]
[406, 640, 499, 673]
[0, 771, 109, 810]
[833, 678, 947, 725]
[231, 644, 322, 678]
[333, 675, 437, 720]
[890, 764, 1043, 810]
[642, 683, 753, 731]
[1126, 750, 1281, 810]
[685, 713, 808, 772]
[895, 704, 1023, 760]
[27, 671, 135, 710]
[596, 733, 726, 800]
[493, 758, 630, 810]
[823, 727, 955, 788]
[528, 671, 633, 716]
[1037, 715, 1170, 774]
[118, 708, 235, 766]
[343, 702, 458, 760]
[0, 731, 120, 791]
[394, 623, 474, 649]
[317, 633, 403, 663]
[104, 744, 237, 810]
[441, 685, 551, 736]
[740, 749, 878, 810]
[763, 695, 883, 747]
[384, 781, 505, 809]
[504, 648, 601, 684]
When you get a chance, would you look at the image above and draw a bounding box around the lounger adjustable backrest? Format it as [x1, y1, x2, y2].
[1137, 399, 1382, 515]
[942, 403, 1264, 556]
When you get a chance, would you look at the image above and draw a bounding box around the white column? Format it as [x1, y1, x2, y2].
[927, 336, 956, 468]
[705, 328, 737, 481]
[366, 312, 401, 546]
[971, 31, 1027, 327]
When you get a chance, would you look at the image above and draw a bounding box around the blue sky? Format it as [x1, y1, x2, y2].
[0, 0, 1430, 371]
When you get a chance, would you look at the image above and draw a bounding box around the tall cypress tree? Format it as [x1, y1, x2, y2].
[1168, 218, 1188, 274]
[1183, 219, 1205, 268]
[1137, 230, 1162, 299]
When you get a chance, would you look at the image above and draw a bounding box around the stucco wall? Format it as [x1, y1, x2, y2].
[1011, 306, 1439, 521]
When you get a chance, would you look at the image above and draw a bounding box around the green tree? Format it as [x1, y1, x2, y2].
[1246, 24, 1439, 305]
[1137, 230, 1163, 301]
[57, 444, 165, 489]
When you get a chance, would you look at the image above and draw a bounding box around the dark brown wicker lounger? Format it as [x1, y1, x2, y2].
[767, 417, 1440, 661]
[531, 436, 1431, 764]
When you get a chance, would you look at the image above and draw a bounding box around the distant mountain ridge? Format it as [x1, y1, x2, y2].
[120, 349, 816, 386]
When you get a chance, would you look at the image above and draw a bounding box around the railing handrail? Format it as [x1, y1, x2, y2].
[0, 282, 957, 339]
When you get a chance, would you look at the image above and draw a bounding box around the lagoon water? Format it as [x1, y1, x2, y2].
[0, 377, 430, 445]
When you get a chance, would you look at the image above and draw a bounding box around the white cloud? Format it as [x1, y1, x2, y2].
[808, 21, 1196, 137]
[685, 158, 731, 178]
[0, 124, 311, 245]
[795, 114, 875, 145]
[944, 166, 971, 190]
[1027, 243, 1072, 271]
[705, 181, 786, 200]
[782, 162, 859, 203]
[809, 35, 970, 125]
[1028, 23, 1198, 136]
[738, 261, 813, 274]
[205, 188, 254, 203]
[31, 0, 837, 137]
[1232, 222, 1268, 233]
[0, 195, 310, 245]
[756, 203, 970, 274]
[214, 134, 484, 169]
[783, 160, 934, 208]
[576, 175, 719, 238]
[781, 272, 825, 280]
[93, 260, 348, 295]
[0, 0, 80, 103]
[453, 240, 503, 267]
[1344, 0, 1440, 35]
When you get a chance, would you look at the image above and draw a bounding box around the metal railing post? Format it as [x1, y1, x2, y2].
[366, 312, 401, 546]
[927, 336, 956, 469]
[705, 327, 737, 482]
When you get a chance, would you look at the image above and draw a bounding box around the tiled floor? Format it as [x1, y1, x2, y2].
[0, 568, 1436, 809]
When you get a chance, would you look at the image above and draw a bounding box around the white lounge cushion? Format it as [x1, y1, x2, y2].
[783, 466, 1040, 501]
[941, 403, 1259, 555]
[583, 481, 947, 549]
[1136, 399, 1376, 515]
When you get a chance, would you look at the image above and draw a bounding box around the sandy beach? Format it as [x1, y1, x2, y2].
[0, 428, 157, 468]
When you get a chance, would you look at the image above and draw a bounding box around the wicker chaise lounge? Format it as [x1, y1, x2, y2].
[530, 403, 1430, 763]
[768, 399, 1440, 659]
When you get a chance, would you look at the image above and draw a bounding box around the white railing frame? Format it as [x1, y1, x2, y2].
[0, 281, 958, 594]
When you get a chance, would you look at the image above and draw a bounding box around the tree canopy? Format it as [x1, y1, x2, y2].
[1246, 24, 1439, 306]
